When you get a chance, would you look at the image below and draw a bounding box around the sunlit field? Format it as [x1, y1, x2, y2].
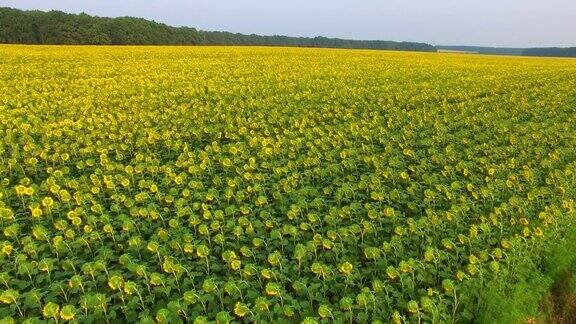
[1, 45, 576, 323]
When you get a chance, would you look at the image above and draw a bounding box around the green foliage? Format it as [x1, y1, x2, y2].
[0, 7, 436, 51]
[474, 217, 576, 323]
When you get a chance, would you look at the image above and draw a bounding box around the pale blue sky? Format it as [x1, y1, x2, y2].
[3, 0, 575, 47]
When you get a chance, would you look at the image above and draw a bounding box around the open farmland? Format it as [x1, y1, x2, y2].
[1, 46, 576, 323]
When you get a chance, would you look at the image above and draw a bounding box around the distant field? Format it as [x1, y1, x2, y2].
[437, 49, 479, 54]
[1, 46, 576, 323]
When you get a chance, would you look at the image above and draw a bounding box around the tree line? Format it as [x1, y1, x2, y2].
[522, 47, 576, 58]
[0, 7, 435, 51]
[2, 7, 574, 57]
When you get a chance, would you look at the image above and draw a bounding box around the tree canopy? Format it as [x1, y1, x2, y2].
[0, 7, 435, 52]
[522, 47, 576, 58]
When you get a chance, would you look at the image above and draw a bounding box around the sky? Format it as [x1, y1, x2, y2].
[3, 0, 575, 47]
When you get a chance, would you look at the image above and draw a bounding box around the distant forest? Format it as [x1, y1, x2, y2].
[1, 7, 574, 57]
[0, 7, 435, 52]
[522, 47, 576, 58]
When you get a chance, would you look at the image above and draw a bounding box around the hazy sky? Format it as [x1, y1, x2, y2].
[4, 0, 575, 47]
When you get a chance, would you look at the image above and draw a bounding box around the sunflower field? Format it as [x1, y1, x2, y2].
[0, 45, 576, 323]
